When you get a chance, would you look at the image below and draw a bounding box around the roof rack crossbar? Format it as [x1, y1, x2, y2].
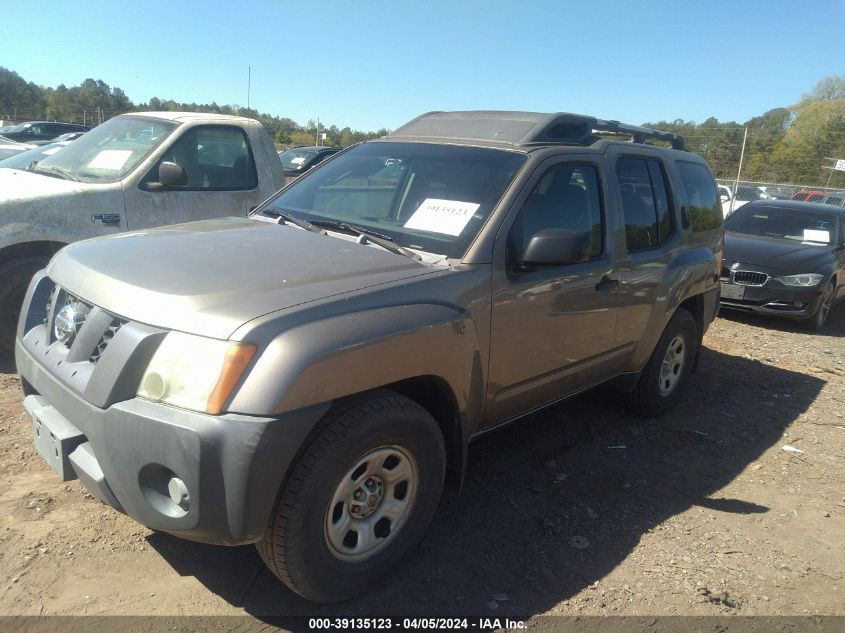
[593, 119, 685, 150]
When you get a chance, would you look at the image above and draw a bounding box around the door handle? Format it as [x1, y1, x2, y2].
[595, 275, 620, 294]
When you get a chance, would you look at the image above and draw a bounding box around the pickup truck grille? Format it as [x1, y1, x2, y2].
[732, 271, 768, 286]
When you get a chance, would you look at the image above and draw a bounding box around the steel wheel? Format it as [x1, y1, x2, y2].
[658, 334, 686, 396]
[324, 445, 418, 561]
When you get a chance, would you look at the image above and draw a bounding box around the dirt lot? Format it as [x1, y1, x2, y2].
[0, 308, 843, 620]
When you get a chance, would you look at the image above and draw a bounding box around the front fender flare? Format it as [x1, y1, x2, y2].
[230, 304, 480, 420]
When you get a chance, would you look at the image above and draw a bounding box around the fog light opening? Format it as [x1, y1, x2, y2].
[138, 464, 190, 518]
[167, 477, 191, 511]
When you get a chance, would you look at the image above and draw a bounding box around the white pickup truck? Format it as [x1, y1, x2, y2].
[0, 112, 286, 353]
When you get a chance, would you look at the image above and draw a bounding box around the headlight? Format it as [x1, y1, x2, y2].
[776, 273, 824, 287]
[137, 332, 256, 414]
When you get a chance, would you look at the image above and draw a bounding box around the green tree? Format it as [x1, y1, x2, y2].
[768, 99, 845, 184]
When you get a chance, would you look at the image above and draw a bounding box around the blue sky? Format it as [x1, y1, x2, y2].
[2, 0, 844, 131]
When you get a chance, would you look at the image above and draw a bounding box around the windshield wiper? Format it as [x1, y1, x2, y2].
[261, 209, 325, 233]
[31, 165, 77, 181]
[312, 220, 422, 261]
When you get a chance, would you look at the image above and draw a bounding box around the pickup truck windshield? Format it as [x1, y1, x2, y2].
[262, 142, 526, 259]
[36, 116, 177, 184]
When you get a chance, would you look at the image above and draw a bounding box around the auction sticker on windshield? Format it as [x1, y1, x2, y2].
[803, 229, 830, 243]
[403, 198, 480, 236]
[87, 149, 132, 170]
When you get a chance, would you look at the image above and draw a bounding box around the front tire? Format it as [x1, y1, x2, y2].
[0, 256, 50, 357]
[257, 391, 446, 602]
[806, 281, 834, 332]
[624, 308, 699, 418]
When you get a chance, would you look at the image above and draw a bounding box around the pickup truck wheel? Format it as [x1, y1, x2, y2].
[806, 281, 834, 332]
[624, 308, 698, 418]
[0, 256, 49, 357]
[257, 391, 446, 602]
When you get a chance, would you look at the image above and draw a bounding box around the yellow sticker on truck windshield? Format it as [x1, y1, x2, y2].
[403, 198, 480, 236]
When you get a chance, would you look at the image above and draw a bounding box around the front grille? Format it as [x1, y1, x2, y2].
[46, 285, 125, 363]
[90, 317, 126, 363]
[732, 271, 768, 286]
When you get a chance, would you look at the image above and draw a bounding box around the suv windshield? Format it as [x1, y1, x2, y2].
[36, 116, 178, 184]
[261, 142, 526, 259]
[725, 205, 837, 244]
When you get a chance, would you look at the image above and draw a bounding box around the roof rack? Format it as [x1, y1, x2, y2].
[389, 111, 685, 151]
[591, 119, 685, 151]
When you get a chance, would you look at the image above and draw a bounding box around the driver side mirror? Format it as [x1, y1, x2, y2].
[158, 161, 187, 187]
[520, 228, 591, 268]
[145, 161, 188, 191]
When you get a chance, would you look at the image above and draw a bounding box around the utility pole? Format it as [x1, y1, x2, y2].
[730, 127, 748, 215]
[822, 157, 845, 188]
[316, 118, 321, 146]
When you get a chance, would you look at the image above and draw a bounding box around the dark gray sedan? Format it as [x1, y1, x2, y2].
[720, 200, 845, 330]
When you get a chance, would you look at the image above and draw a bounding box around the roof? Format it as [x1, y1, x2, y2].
[280, 146, 338, 153]
[743, 199, 845, 214]
[123, 111, 258, 124]
[388, 110, 685, 150]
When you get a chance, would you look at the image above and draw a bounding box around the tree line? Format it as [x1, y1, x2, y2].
[0, 67, 388, 147]
[644, 77, 845, 187]
[2, 68, 845, 186]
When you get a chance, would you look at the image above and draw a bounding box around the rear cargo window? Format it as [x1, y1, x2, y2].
[676, 161, 722, 232]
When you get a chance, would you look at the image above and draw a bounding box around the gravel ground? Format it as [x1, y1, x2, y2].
[0, 307, 843, 619]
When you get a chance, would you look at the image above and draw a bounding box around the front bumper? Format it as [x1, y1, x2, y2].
[15, 274, 329, 546]
[719, 279, 825, 320]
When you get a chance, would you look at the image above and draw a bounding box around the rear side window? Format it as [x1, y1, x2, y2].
[676, 161, 721, 232]
[617, 157, 674, 251]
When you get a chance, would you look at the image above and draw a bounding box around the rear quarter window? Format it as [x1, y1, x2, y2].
[676, 161, 721, 231]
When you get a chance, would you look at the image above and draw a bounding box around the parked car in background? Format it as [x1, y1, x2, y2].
[759, 185, 794, 200]
[720, 200, 845, 331]
[790, 189, 828, 203]
[820, 191, 845, 208]
[52, 131, 87, 142]
[0, 121, 90, 145]
[0, 140, 34, 161]
[718, 184, 773, 216]
[0, 141, 70, 171]
[16, 110, 722, 602]
[278, 145, 340, 181]
[0, 111, 286, 355]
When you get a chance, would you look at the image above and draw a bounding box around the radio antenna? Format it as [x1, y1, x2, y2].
[244, 65, 252, 218]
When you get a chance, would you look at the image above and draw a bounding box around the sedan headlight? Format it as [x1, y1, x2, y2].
[137, 332, 256, 414]
[776, 273, 824, 287]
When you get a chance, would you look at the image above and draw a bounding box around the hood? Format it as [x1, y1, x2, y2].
[48, 217, 435, 339]
[724, 231, 833, 274]
[0, 168, 87, 201]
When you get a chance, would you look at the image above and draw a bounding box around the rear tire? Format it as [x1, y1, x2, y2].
[624, 308, 698, 418]
[257, 391, 446, 603]
[0, 256, 49, 357]
[806, 281, 834, 332]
